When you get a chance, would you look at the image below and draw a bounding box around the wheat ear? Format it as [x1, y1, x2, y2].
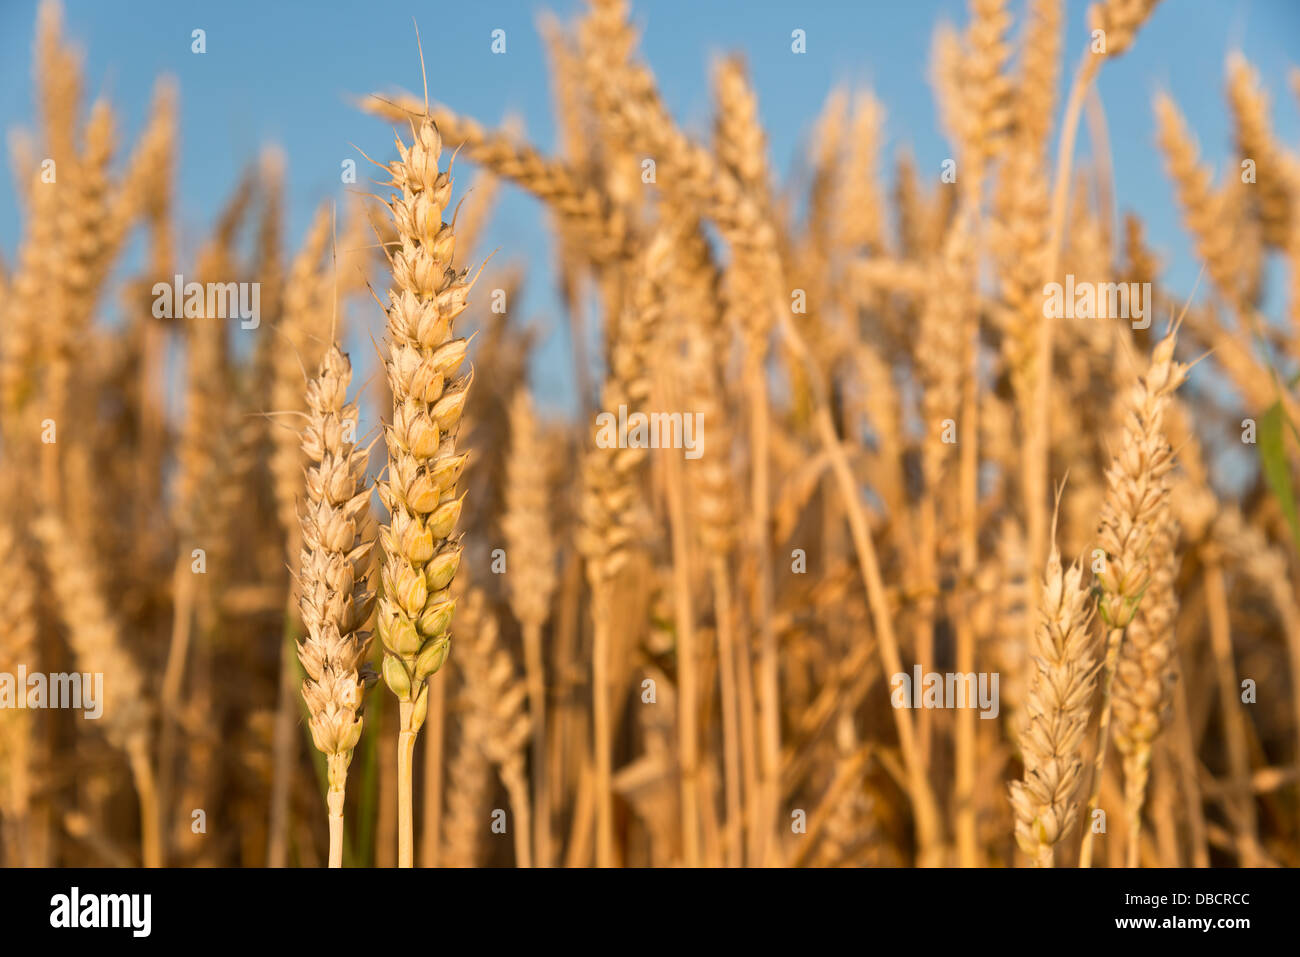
[1153, 92, 1249, 310]
[270, 206, 333, 550]
[1079, 330, 1187, 867]
[959, 0, 1014, 199]
[297, 345, 375, 868]
[1009, 537, 1097, 867]
[1225, 53, 1291, 249]
[376, 110, 475, 868]
[362, 96, 628, 267]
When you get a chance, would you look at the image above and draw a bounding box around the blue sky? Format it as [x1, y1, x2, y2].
[2, 0, 1299, 411]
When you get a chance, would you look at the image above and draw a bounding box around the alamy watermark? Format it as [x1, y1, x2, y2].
[152, 274, 261, 329]
[594, 404, 704, 459]
[50, 887, 151, 937]
[890, 665, 1000, 719]
[1043, 274, 1151, 329]
[0, 666, 103, 719]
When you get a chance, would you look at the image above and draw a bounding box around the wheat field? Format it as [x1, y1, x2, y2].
[1, 0, 1299, 869]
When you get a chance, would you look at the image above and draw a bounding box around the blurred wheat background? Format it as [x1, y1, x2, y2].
[2, 0, 1300, 868]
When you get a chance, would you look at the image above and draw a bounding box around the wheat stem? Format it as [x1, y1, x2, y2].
[592, 601, 614, 867]
[1079, 626, 1123, 868]
[126, 739, 161, 868]
[397, 701, 417, 868]
[327, 774, 346, 869]
[712, 557, 743, 867]
[419, 676, 446, 867]
[521, 620, 549, 866]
